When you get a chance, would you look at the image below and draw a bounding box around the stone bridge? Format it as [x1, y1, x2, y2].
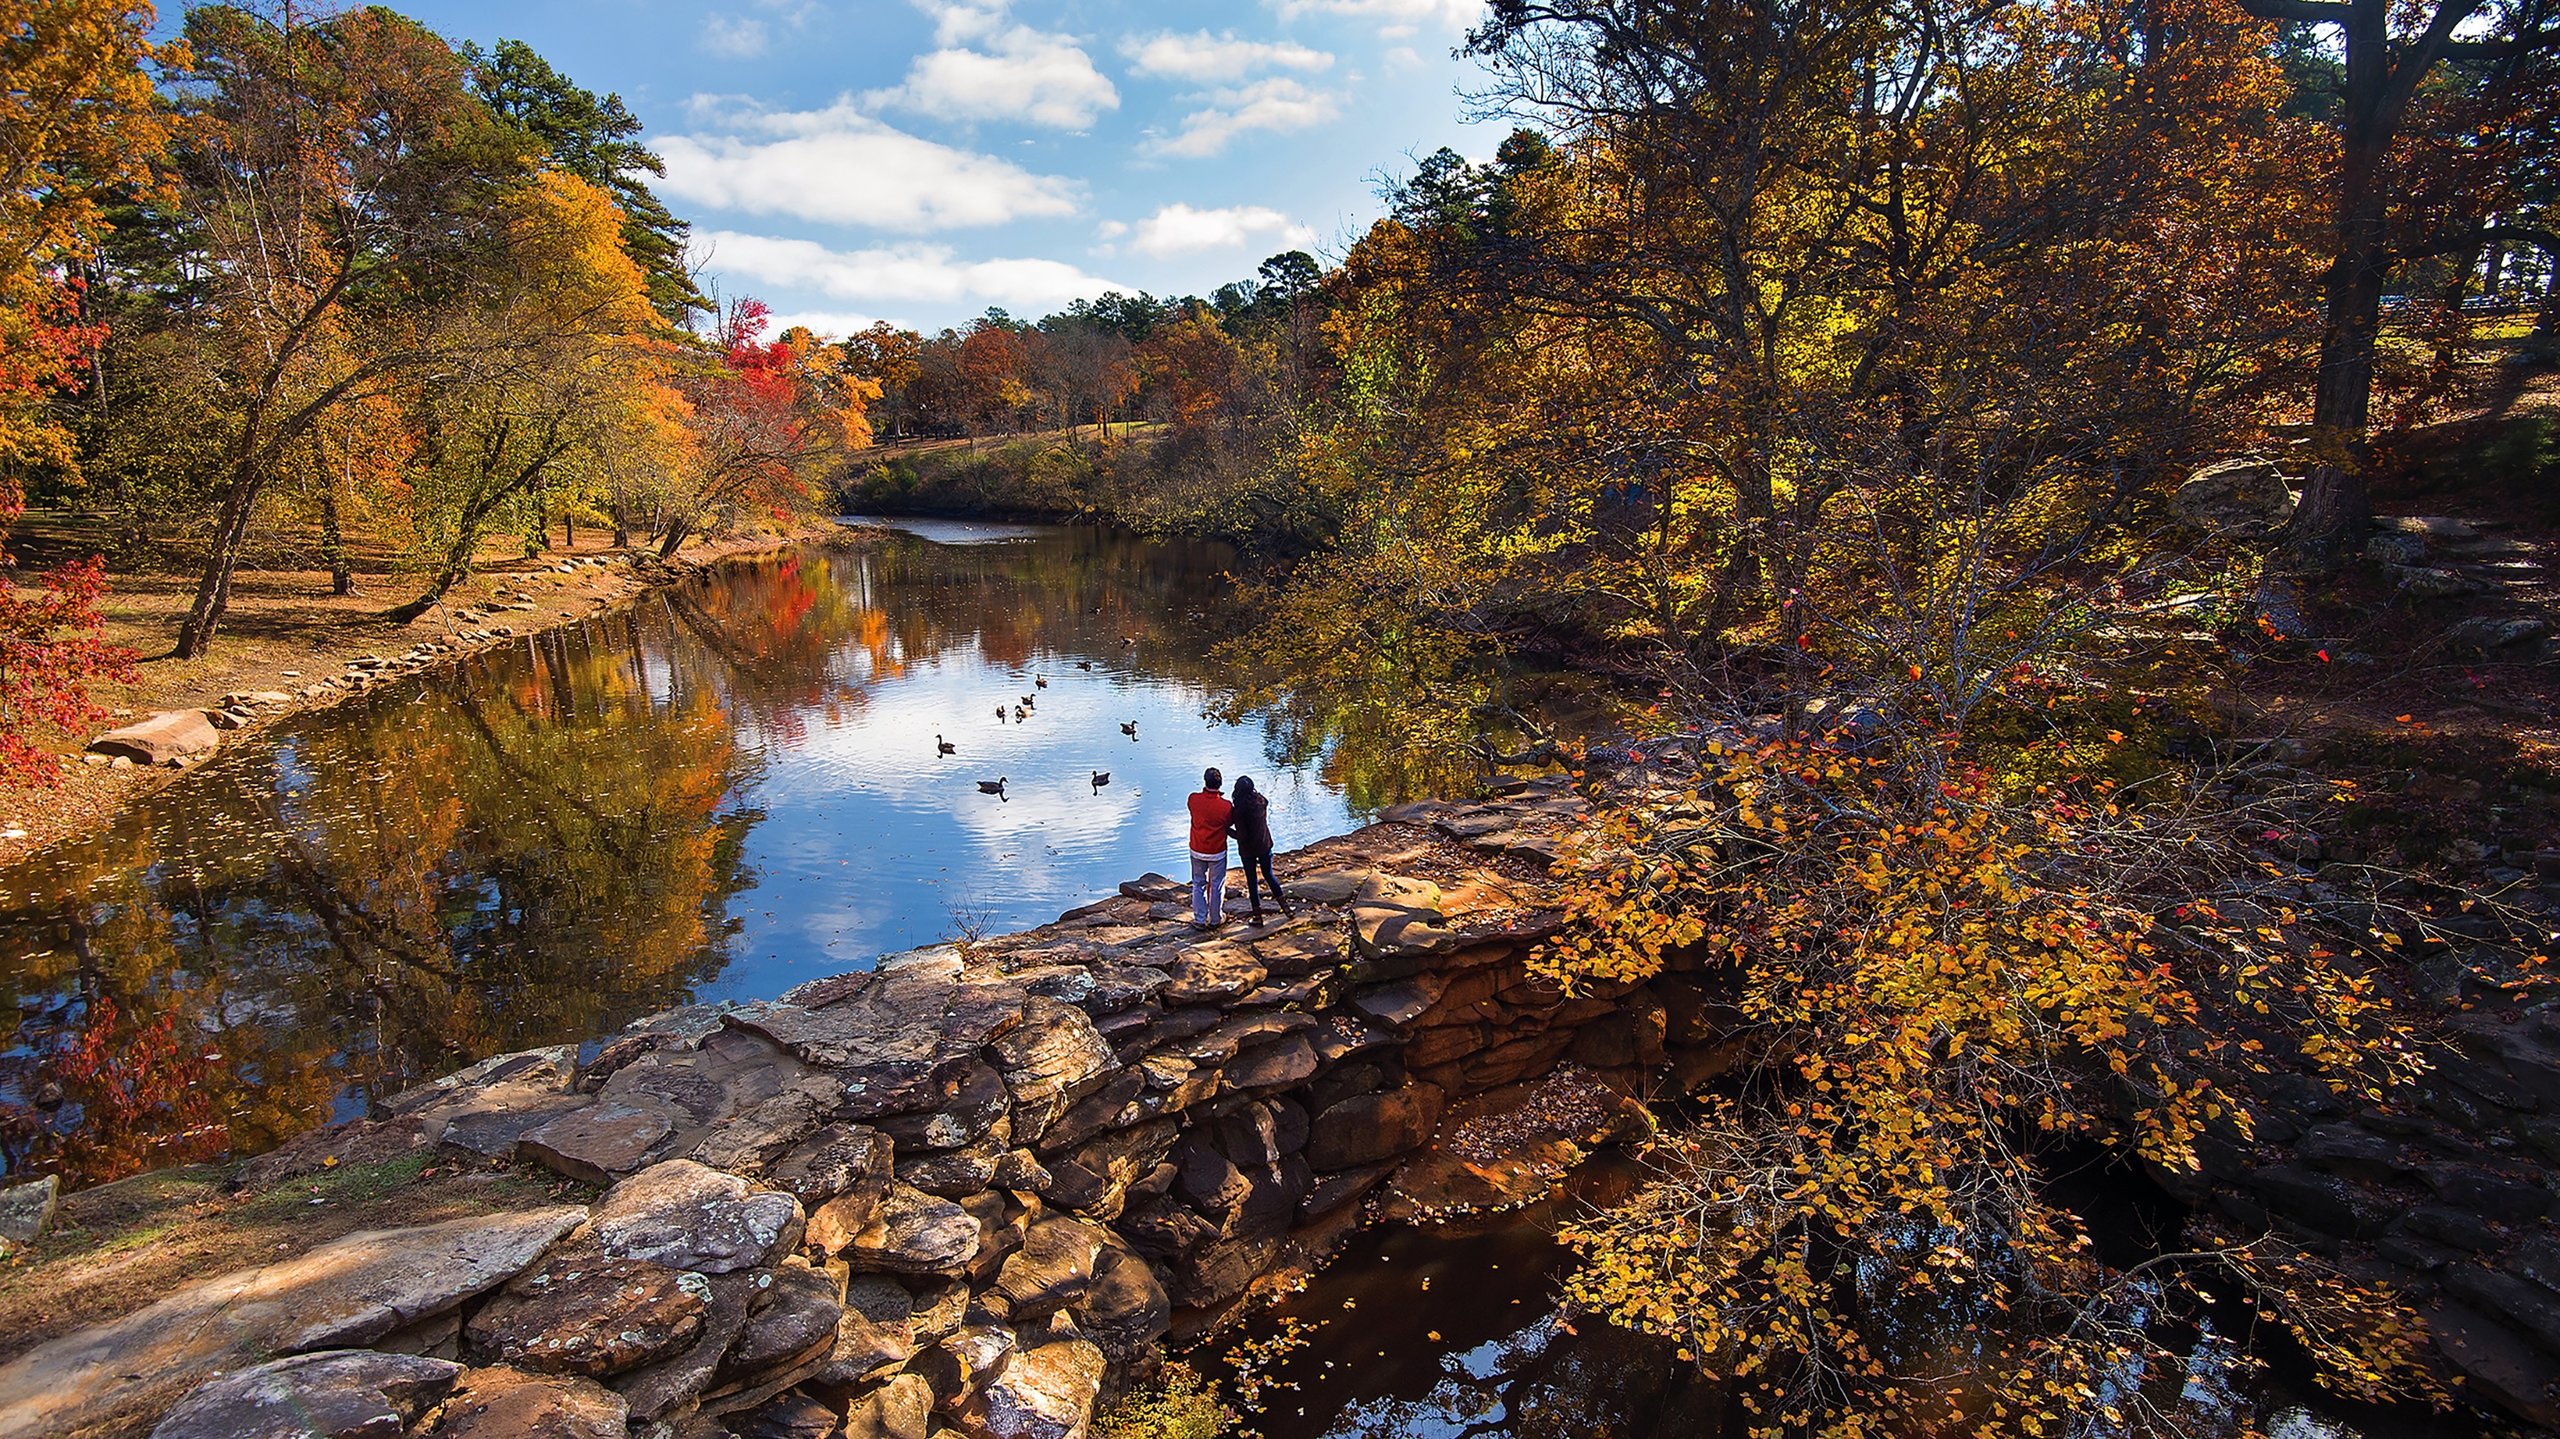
[0, 777, 1700, 1439]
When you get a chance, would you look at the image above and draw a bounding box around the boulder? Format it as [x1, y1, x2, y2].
[1069, 1245, 1171, 1366]
[897, 1131, 1010, 1196]
[463, 1256, 708, 1376]
[88, 709, 223, 765]
[836, 1183, 983, 1274]
[0, 1206, 586, 1439]
[419, 1367, 629, 1439]
[992, 1217, 1110, 1321]
[725, 971, 1026, 1119]
[953, 1336, 1105, 1439]
[913, 1324, 1016, 1411]
[766, 1122, 894, 1212]
[1306, 1086, 1443, 1171]
[2174, 458, 2294, 535]
[517, 1099, 678, 1184]
[815, 1275, 919, 1385]
[731, 1390, 842, 1439]
[717, 1263, 845, 1383]
[0, 1174, 59, 1252]
[991, 998, 1118, 1142]
[2448, 616, 2552, 654]
[876, 1061, 1013, 1150]
[1158, 944, 1267, 1005]
[843, 1374, 936, 1439]
[148, 1351, 461, 1439]
[591, 1160, 804, 1275]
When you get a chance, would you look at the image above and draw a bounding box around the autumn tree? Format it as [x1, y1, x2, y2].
[384, 172, 670, 618]
[158, 3, 534, 658]
[657, 300, 874, 557]
[0, 0, 166, 783]
[464, 36, 705, 325]
[2232, 0, 2559, 567]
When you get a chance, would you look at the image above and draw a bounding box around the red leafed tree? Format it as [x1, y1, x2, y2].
[0, 552, 135, 787]
[659, 298, 874, 557]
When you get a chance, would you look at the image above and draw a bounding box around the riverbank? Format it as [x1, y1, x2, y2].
[0, 518, 863, 868]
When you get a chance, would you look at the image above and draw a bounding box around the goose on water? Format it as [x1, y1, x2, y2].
[1075, 660, 1093, 671]
[1034, 675, 1049, 688]
[978, 777, 1007, 795]
[1014, 705, 1029, 722]
[1119, 721, 1138, 737]
[937, 734, 956, 756]
[1091, 771, 1110, 788]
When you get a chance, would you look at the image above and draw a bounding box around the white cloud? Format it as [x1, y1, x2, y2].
[1109, 204, 1315, 258]
[1146, 78, 1341, 159]
[1270, 0, 1482, 28]
[658, 100, 1082, 231]
[700, 15, 769, 58]
[1121, 31, 1333, 84]
[873, 1, 1119, 129]
[697, 230, 1126, 314]
[762, 310, 902, 341]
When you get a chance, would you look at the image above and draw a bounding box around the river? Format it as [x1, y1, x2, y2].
[0, 521, 1577, 1190]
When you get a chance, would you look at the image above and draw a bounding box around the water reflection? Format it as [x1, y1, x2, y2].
[0, 524, 1540, 1187]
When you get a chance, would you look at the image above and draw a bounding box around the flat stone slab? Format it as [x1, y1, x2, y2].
[591, 1160, 803, 1275]
[0, 1173, 59, 1251]
[89, 709, 223, 765]
[517, 1098, 678, 1184]
[148, 1350, 462, 1439]
[464, 1257, 709, 1376]
[420, 1367, 630, 1439]
[724, 971, 1027, 1118]
[0, 1206, 586, 1439]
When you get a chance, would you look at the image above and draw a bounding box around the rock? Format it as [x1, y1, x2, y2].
[0, 1174, 59, 1251]
[2174, 458, 2294, 534]
[913, 1325, 1016, 1411]
[419, 1367, 630, 1439]
[608, 1270, 759, 1423]
[464, 1257, 708, 1376]
[843, 1374, 936, 1439]
[2421, 1163, 2551, 1221]
[2448, 615, 2551, 654]
[816, 1276, 919, 1385]
[423, 1082, 592, 1159]
[689, 1079, 839, 1173]
[1119, 873, 1185, 903]
[591, 1161, 804, 1275]
[2246, 1165, 2396, 1238]
[991, 998, 1118, 1142]
[731, 1390, 841, 1439]
[836, 1183, 983, 1274]
[876, 1061, 1013, 1149]
[2427, 1300, 2560, 1425]
[88, 709, 223, 765]
[952, 1336, 1105, 1439]
[1069, 1246, 1170, 1366]
[0, 1205, 587, 1439]
[148, 1351, 462, 1439]
[1305, 1086, 1442, 1171]
[992, 1217, 1110, 1321]
[2391, 564, 2487, 599]
[1159, 944, 1267, 1005]
[766, 1123, 894, 1211]
[1222, 1032, 1319, 1091]
[2403, 1204, 2502, 1251]
[725, 973, 1027, 1118]
[898, 1131, 1010, 1196]
[517, 1099, 678, 1184]
[718, 1263, 845, 1382]
[1352, 902, 1458, 962]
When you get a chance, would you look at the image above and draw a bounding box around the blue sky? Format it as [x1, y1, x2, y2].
[376, 0, 1500, 335]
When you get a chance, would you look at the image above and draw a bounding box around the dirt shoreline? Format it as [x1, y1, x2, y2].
[0, 520, 865, 868]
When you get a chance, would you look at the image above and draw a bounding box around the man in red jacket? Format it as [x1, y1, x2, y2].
[1187, 767, 1233, 928]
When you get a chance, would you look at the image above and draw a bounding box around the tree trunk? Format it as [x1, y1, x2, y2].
[321, 481, 355, 597]
[658, 519, 691, 559]
[175, 469, 264, 659]
[2284, 3, 2395, 574]
[563, 512, 575, 550]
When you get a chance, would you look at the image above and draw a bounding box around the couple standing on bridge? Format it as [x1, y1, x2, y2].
[1185, 767, 1297, 929]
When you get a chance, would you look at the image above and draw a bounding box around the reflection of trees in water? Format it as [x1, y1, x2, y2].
[0, 626, 761, 1187]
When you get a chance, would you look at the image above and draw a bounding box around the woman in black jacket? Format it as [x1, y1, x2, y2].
[1227, 775, 1295, 923]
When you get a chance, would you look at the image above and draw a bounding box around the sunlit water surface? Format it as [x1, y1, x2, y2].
[0, 521, 1511, 1185]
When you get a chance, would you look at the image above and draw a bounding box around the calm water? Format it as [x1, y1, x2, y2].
[0, 521, 1512, 1187]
